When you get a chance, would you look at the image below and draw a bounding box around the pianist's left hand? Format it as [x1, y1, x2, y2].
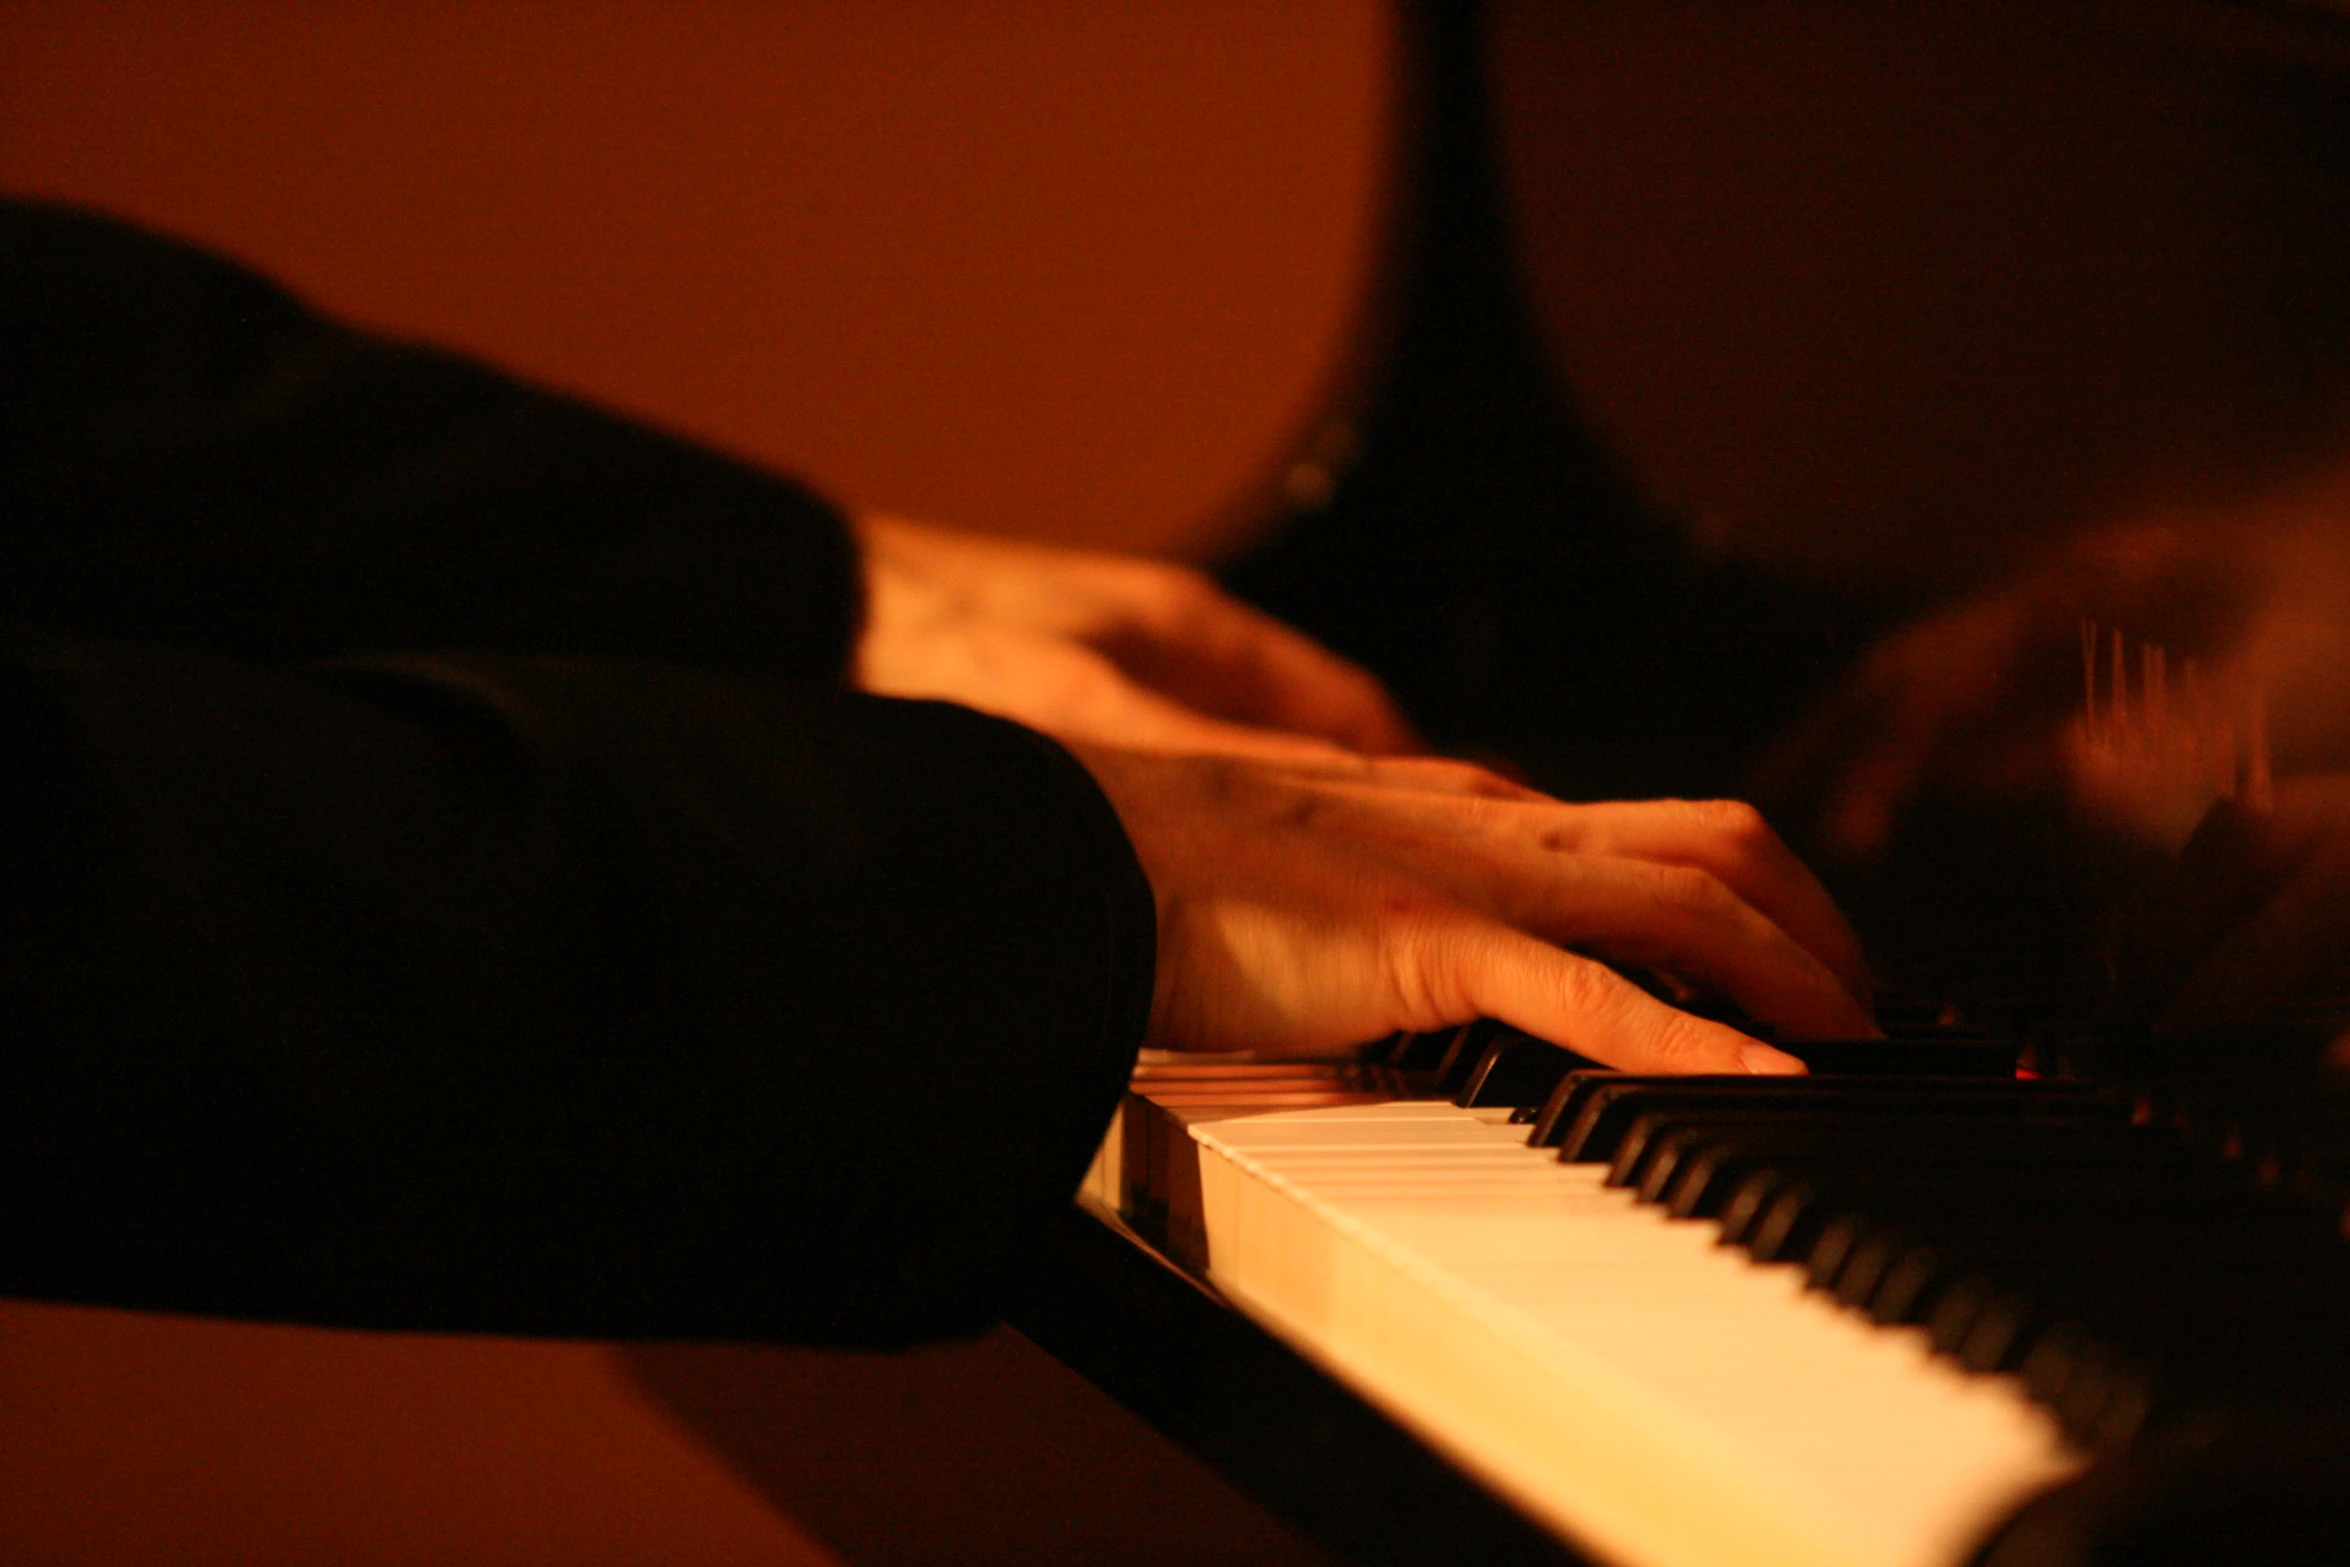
[1756, 467, 2350, 860]
[2126, 773, 2350, 1036]
[1069, 744, 1878, 1074]
[856, 514, 1419, 761]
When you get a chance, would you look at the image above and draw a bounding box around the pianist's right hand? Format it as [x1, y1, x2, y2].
[1068, 745, 1877, 1074]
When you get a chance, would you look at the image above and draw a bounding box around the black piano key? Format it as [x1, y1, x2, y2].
[1869, 1242, 1954, 1325]
[1676, 1106, 2137, 1211]
[1886, 1195, 2333, 1306]
[1526, 1066, 2088, 1152]
[1427, 1019, 1511, 1098]
[1735, 1155, 2237, 1266]
[1523, 1071, 1626, 1146]
[1777, 1034, 2021, 1076]
[2018, 1254, 2350, 1366]
[2023, 1301, 2350, 1450]
[1871, 993, 1955, 1032]
[1886, 1192, 2304, 1315]
[1815, 1174, 2263, 1332]
[1876, 1197, 2350, 1405]
[1718, 1170, 1807, 1253]
[1793, 1151, 2197, 1299]
[1372, 1027, 1456, 1074]
[1498, 1018, 2350, 1467]
[1552, 1077, 2027, 1163]
[1608, 1093, 2131, 1203]
[1453, 1028, 1593, 1109]
[1937, 1278, 2041, 1372]
[1684, 1123, 2188, 1229]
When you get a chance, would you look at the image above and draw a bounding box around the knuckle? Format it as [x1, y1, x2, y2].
[1643, 1011, 1727, 1073]
[1405, 757, 1520, 798]
[1534, 806, 1592, 854]
[1691, 797, 1774, 845]
[1549, 952, 1629, 1023]
[1152, 564, 1223, 619]
[1191, 755, 1249, 805]
[1386, 912, 1482, 1022]
[1429, 758, 1494, 790]
[1457, 765, 1524, 799]
[1653, 861, 1732, 914]
[1549, 957, 1716, 1072]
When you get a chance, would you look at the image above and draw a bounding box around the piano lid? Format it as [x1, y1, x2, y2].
[1221, 0, 2350, 1037]
[1490, 0, 2350, 597]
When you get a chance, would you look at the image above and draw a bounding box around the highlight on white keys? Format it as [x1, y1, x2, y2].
[2068, 618, 2272, 848]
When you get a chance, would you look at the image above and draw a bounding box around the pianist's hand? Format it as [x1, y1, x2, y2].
[856, 515, 1417, 760]
[1069, 745, 1877, 1072]
[1755, 520, 2282, 858]
[1759, 469, 2350, 860]
[2126, 775, 2350, 1036]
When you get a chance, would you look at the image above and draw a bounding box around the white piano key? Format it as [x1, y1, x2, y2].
[1184, 1100, 2084, 1567]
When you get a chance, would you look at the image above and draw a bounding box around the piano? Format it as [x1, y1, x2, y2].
[1012, 3, 2350, 1563]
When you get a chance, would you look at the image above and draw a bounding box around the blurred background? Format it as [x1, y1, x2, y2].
[0, 0, 1390, 558]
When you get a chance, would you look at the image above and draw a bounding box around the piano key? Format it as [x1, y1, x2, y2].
[1099, 1036, 2350, 1560]
[1800, 1175, 2261, 1330]
[1550, 1078, 1915, 1161]
[1427, 1019, 1514, 1098]
[1615, 1099, 2134, 1206]
[1780, 1036, 2022, 1077]
[1725, 1158, 2232, 1256]
[1180, 1098, 2083, 1567]
[1656, 1120, 2165, 1224]
[1526, 1064, 2090, 1154]
[1560, 1079, 2100, 1166]
[1370, 1027, 1460, 1075]
[1454, 1029, 1594, 1109]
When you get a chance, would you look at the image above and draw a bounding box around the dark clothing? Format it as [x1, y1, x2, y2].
[0, 199, 1154, 1345]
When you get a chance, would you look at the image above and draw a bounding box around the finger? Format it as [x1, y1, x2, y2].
[1214, 608, 1423, 753]
[1300, 788, 1874, 1037]
[1103, 582, 1422, 754]
[1815, 710, 1939, 859]
[1293, 788, 1875, 1007]
[1426, 921, 1808, 1075]
[1521, 798, 1874, 1001]
[1041, 672, 1358, 761]
[872, 632, 1359, 762]
[2264, 775, 2350, 861]
[1239, 752, 1551, 803]
[1493, 856, 1877, 1040]
[1747, 662, 1898, 816]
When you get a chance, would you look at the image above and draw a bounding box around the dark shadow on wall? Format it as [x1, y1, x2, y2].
[620, 1325, 1337, 1567]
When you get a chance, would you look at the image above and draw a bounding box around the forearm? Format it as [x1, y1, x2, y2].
[0, 628, 1151, 1343]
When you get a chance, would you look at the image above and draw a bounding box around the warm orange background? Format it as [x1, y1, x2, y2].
[0, 5, 1384, 1562]
[0, 0, 1389, 557]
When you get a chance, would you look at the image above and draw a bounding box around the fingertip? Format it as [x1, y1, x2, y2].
[1739, 1042, 1810, 1075]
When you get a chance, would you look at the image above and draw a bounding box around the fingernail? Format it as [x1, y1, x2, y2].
[1740, 1042, 1809, 1076]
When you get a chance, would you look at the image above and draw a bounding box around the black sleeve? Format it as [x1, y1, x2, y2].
[0, 198, 1157, 1344]
[0, 628, 1153, 1345]
[0, 197, 860, 676]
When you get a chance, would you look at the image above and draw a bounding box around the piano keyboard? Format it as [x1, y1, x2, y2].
[1077, 1023, 2350, 1567]
[1186, 1100, 2078, 1567]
